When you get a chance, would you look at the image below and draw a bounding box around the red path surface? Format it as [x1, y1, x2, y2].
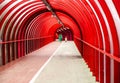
[0, 42, 61, 83]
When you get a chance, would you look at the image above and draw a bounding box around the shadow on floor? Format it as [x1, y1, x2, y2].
[53, 55, 83, 59]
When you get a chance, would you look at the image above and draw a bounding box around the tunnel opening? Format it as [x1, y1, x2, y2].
[55, 27, 73, 41]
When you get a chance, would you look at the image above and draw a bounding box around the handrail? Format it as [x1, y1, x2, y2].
[74, 36, 120, 63]
[0, 35, 53, 44]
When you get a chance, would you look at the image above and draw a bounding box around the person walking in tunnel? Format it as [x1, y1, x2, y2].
[58, 34, 63, 42]
[65, 36, 67, 42]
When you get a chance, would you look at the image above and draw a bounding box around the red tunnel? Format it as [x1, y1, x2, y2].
[0, 0, 120, 83]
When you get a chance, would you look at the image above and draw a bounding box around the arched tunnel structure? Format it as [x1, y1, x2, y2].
[0, 0, 120, 83]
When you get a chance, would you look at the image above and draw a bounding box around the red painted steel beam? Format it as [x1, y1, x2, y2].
[75, 37, 120, 63]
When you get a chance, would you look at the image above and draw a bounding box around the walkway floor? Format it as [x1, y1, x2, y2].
[0, 41, 98, 83]
[30, 41, 97, 83]
[0, 42, 61, 83]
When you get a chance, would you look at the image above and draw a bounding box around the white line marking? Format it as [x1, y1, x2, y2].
[29, 42, 64, 83]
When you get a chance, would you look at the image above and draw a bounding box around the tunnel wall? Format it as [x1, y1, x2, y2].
[0, 0, 120, 83]
[0, 0, 54, 65]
